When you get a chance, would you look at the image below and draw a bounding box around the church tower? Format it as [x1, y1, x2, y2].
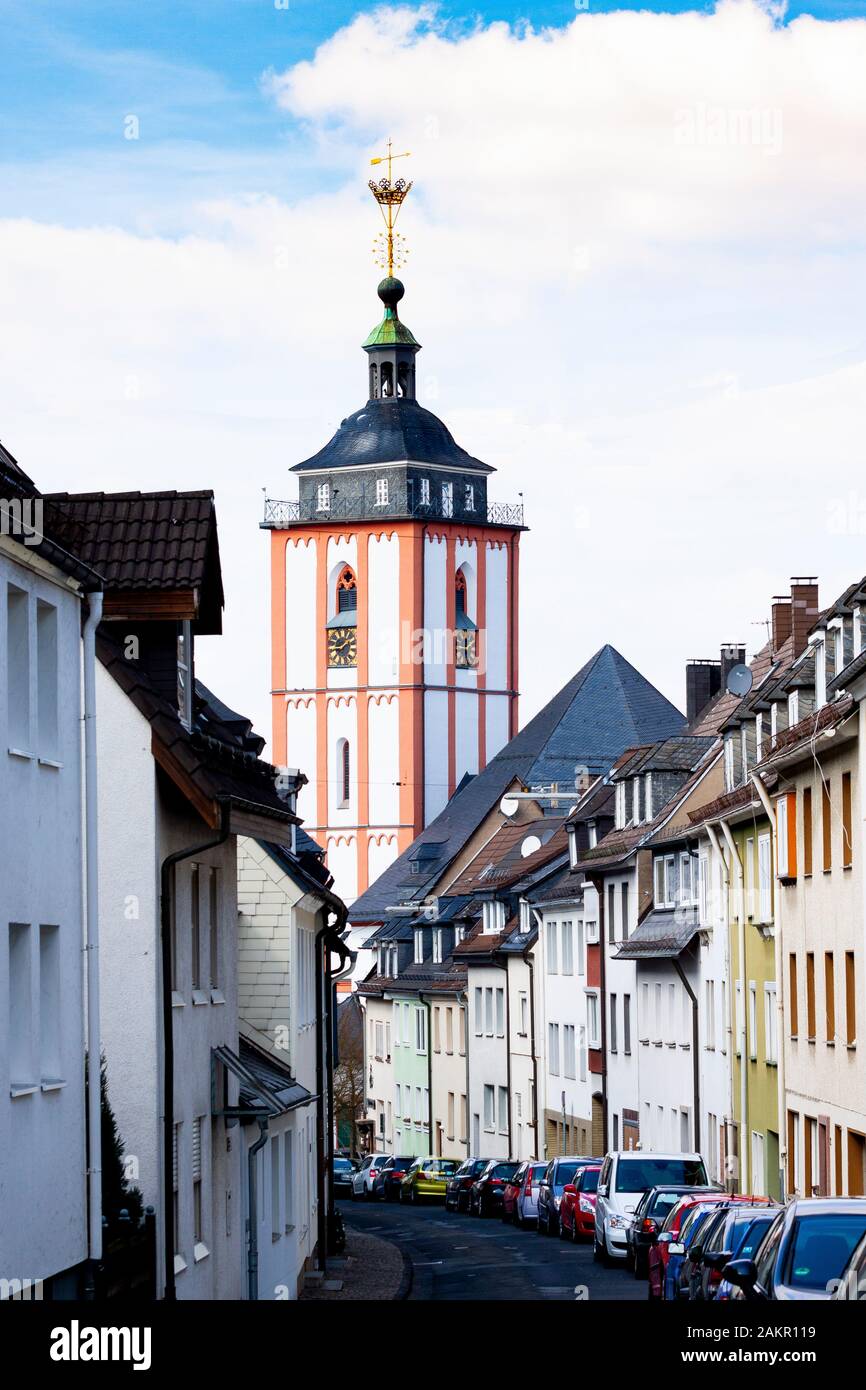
[265, 149, 525, 904]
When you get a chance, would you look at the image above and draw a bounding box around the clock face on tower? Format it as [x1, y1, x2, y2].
[327, 626, 358, 668]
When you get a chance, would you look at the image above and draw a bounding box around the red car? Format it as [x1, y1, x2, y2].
[559, 1164, 601, 1242]
[648, 1192, 771, 1300]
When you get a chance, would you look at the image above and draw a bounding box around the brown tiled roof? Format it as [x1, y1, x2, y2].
[759, 695, 856, 761]
[687, 781, 758, 825]
[43, 490, 223, 613]
[575, 823, 648, 871]
[447, 817, 569, 895]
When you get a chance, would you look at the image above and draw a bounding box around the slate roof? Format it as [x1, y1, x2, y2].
[349, 645, 685, 922]
[614, 908, 699, 960]
[238, 1035, 313, 1115]
[97, 628, 296, 834]
[292, 398, 492, 474]
[446, 817, 568, 895]
[43, 490, 222, 600]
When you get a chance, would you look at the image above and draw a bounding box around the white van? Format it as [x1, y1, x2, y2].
[593, 1151, 708, 1261]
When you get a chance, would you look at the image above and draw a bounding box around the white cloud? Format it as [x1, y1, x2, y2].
[3, 1, 866, 755]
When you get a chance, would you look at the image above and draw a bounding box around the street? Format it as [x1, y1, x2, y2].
[339, 1199, 646, 1301]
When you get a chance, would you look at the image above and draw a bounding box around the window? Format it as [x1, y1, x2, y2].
[190, 864, 201, 991]
[822, 779, 832, 871]
[745, 836, 755, 919]
[498, 1086, 508, 1133]
[415, 1007, 428, 1053]
[9, 923, 33, 1086]
[724, 735, 734, 791]
[474, 987, 483, 1036]
[177, 620, 193, 729]
[336, 739, 351, 808]
[586, 991, 600, 1049]
[846, 952, 856, 1046]
[432, 928, 442, 965]
[548, 1022, 560, 1075]
[441, 481, 453, 518]
[36, 600, 58, 758]
[620, 883, 629, 940]
[316, 482, 331, 512]
[576, 920, 585, 976]
[547, 921, 558, 973]
[208, 868, 219, 991]
[483, 1084, 495, 1131]
[419, 478, 430, 506]
[806, 952, 816, 1039]
[563, 1024, 576, 1078]
[615, 781, 626, 829]
[447, 1092, 455, 1140]
[789, 954, 799, 1037]
[607, 884, 616, 943]
[758, 833, 772, 922]
[644, 773, 653, 819]
[395, 1082, 402, 1116]
[6, 585, 30, 750]
[735, 981, 744, 1057]
[336, 566, 357, 615]
[414, 929, 424, 965]
[193, 1117, 205, 1246]
[375, 477, 389, 506]
[842, 772, 853, 868]
[680, 852, 692, 905]
[454, 925, 465, 945]
[284, 1132, 294, 1230]
[484, 987, 494, 1034]
[815, 637, 827, 706]
[825, 952, 835, 1043]
[788, 689, 799, 726]
[622, 995, 632, 1054]
[39, 924, 60, 1080]
[705, 980, 716, 1050]
[495, 988, 505, 1037]
[445, 1006, 453, 1053]
[610, 994, 618, 1053]
[464, 483, 475, 511]
[765, 983, 778, 1064]
[776, 792, 795, 879]
[374, 1020, 384, 1060]
[433, 1007, 441, 1053]
[458, 1007, 466, 1055]
[654, 855, 675, 908]
[655, 983, 663, 1041]
[561, 921, 573, 974]
[519, 992, 528, 1036]
[578, 1024, 587, 1080]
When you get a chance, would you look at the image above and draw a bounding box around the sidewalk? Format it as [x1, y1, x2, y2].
[300, 1225, 410, 1302]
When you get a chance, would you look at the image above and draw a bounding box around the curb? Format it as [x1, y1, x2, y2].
[395, 1244, 414, 1301]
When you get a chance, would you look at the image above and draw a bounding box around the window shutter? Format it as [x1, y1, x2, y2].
[192, 1117, 202, 1184]
[172, 1123, 180, 1192]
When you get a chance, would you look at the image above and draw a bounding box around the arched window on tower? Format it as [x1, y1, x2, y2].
[327, 566, 358, 668]
[455, 569, 479, 670]
[369, 363, 378, 399]
[337, 738, 351, 808]
[336, 566, 357, 615]
[397, 362, 410, 398]
[380, 362, 394, 398]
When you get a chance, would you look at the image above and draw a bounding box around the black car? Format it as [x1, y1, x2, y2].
[725, 1198, 866, 1300]
[445, 1157, 492, 1213]
[470, 1160, 520, 1217]
[537, 1157, 599, 1236]
[332, 1156, 357, 1198]
[373, 1155, 416, 1202]
[690, 1206, 778, 1301]
[627, 1184, 723, 1277]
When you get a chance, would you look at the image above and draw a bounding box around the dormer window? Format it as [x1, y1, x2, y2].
[814, 636, 827, 707]
[788, 689, 799, 727]
[724, 734, 735, 791]
[632, 779, 641, 824]
[568, 827, 579, 868]
[441, 481, 454, 518]
[414, 929, 424, 965]
[587, 820, 597, 849]
[177, 620, 193, 729]
[375, 477, 389, 507]
[465, 484, 475, 512]
[644, 773, 653, 820]
[390, 946, 398, 978]
[419, 478, 430, 506]
[454, 925, 465, 944]
[615, 781, 626, 830]
[316, 482, 331, 512]
[432, 928, 443, 964]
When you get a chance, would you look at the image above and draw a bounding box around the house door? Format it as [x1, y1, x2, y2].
[848, 1131, 866, 1196]
[472, 1113, 480, 1156]
[751, 1131, 766, 1196]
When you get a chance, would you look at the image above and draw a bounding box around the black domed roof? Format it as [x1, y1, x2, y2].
[292, 398, 493, 474]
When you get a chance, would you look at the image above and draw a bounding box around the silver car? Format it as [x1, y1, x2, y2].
[351, 1153, 391, 1199]
[513, 1161, 548, 1228]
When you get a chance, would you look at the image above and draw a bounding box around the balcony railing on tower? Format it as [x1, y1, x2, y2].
[261, 495, 525, 529]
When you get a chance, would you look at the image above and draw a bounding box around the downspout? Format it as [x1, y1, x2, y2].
[525, 935, 540, 1160]
[83, 590, 103, 1299]
[751, 771, 786, 1201]
[720, 817, 748, 1194]
[419, 993, 434, 1152]
[673, 957, 700, 1152]
[591, 875, 609, 1153]
[247, 1118, 268, 1301]
[160, 798, 231, 1300]
[316, 911, 349, 1268]
[503, 958, 513, 1155]
[706, 822, 735, 1188]
[461, 989, 470, 1155]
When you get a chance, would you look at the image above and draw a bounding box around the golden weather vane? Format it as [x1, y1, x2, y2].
[368, 138, 413, 277]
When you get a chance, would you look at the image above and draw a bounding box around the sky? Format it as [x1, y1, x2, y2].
[4, 0, 866, 759]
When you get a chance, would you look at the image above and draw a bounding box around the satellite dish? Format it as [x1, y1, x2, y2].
[726, 663, 753, 697]
[521, 834, 542, 858]
[500, 795, 519, 817]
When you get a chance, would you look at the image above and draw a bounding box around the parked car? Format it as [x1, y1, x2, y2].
[560, 1164, 602, 1241]
[832, 1228, 866, 1300]
[538, 1156, 599, 1236]
[692, 1206, 778, 1301]
[373, 1155, 416, 1202]
[400, 1157, 462, 1203]
[626, 1184, 720, 1276]
[333, 1156, 357, 1198]
[594, 1151, 708, 1263]
[650, 1198, 727, 1300]
[470, 1160, 520, 1217]
[445, 1157, 493, 1213]
[351, 1153, 390, 1200]
[503, 1160, 548, 1227]
[724, 1198, 866, 1301]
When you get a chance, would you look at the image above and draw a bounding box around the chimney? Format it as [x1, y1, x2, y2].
[720, 643, 746, 692]
[771, 596, 792, 653]
[790, 577, 819, 656]
[686, 659, 722, 722]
